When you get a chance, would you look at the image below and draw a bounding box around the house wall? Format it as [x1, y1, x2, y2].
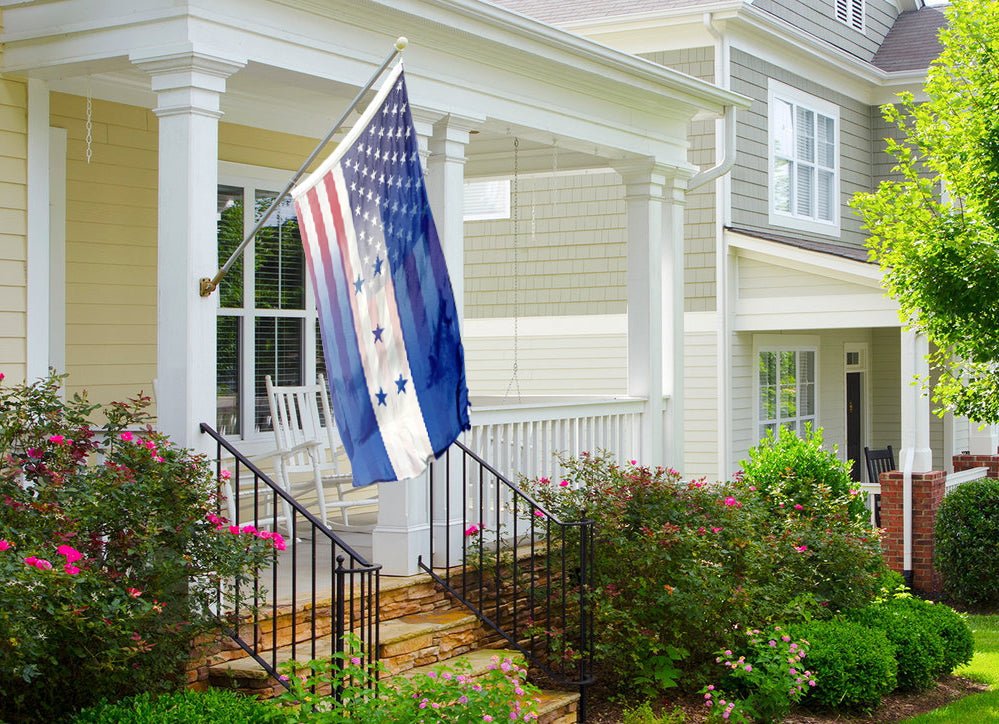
[738, 256, 877, 298]
[729, 47, 873, 250]
[731, 326, 898, 472]
[684, 327, 720, 479]
[872, 103, 907, 186]
[0, 77, 27, 383]
[52, 92, 321, 409]
[751, 0, 897, 61]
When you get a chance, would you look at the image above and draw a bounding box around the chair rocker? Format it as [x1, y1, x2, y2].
[265, 374, 377, 530]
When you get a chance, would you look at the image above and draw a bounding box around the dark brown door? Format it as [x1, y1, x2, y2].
[847, 372, 862, 481]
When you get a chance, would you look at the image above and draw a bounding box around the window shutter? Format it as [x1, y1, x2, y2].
[835, 0, 849, 23]
[849, 0, 864, 30]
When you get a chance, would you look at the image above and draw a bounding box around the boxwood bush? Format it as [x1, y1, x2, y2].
[935, 478, 999, 606]
[848, 597, 947, 691]
[73, 690, 281, 723]
[790, 619, 896, 711]
[909, 599, 975, 675]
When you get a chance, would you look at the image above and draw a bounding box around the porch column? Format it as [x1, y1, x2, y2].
[132, 49, 245, 450]
[427, 114, 481, 565]
[968, 421, 999, 455]
[618, 161, 689, 469]
[899, 328, 933, 585]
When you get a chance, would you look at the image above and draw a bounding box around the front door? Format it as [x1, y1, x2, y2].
[846, 372, 862, 481]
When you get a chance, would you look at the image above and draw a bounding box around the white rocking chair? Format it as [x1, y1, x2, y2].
[265, 374, 376, 529]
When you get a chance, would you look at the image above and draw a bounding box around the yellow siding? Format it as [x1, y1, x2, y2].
[51, 92, 158, 406]
[0, 76, 26, 383]
[683, 331, 719, 480]
[51, 93, 321, 409]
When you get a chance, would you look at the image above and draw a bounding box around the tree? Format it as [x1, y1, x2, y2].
[853, 0, 999, 423]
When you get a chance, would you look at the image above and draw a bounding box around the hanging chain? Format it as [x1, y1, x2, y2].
[85, 80, 93, 164]
[504, 137, 522, 403]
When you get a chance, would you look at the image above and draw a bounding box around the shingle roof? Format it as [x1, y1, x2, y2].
[487, 0, 714, 25]
[726, 227, 873, 263]
[872, 6, 948, 72]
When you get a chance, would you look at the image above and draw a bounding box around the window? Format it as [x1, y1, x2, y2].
[768, 80, 839, 235]
[464, 179, 510, 221]
[757, 348, 817, 439]
[835, 0, 865, 32]
[216, 169, 324, 439]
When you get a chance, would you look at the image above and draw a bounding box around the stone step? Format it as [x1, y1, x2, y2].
[394, 647, 526, 680]
[536, 689, 581, 724]
[207, 609, 484, 695]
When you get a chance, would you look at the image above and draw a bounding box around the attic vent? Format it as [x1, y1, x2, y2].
[835, 0, 865, 33]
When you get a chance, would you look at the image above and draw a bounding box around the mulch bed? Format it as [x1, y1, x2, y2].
[585, 675, 989, 722]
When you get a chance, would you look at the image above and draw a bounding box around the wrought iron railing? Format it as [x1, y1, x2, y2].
[419, 440, 594, 719]
[200, 423, 381, 691]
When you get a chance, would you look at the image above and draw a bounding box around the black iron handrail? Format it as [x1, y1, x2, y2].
[200, 423, 381, 692]
[419, 440, 594, 720]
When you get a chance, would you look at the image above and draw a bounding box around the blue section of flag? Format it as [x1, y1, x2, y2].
[297, 66, 470, 486]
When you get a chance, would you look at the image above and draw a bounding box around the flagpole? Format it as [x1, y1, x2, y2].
[200, 36, 409, 297]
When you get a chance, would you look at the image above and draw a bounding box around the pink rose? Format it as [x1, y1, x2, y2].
[464, 523, 480, 537]
[0, 540, 11, 551]
[48, 435, 65, 445]
[559, 479, 569, 487]
[64, 564, 81, 575]
[127, 587, 143, 598]
[119, 431, 134, 442]
[57, 545, 83, 563]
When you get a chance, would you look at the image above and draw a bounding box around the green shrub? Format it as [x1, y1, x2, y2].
[907, 599, 974, 675]
[0, 375, 276, 722]
[790, 619, 896, 711]
[935, 478, 999, 606]
[73, 690, 281, 723]
[848, 598, 947, 691]
[740, 425, 868, 522]
[620, 702, 685, 724]
[519, 439, 885, 695]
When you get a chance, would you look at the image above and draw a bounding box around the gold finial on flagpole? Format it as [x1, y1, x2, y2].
[395, 36, 408, 51]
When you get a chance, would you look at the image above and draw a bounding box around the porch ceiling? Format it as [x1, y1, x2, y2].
[0, 0, 748, 170]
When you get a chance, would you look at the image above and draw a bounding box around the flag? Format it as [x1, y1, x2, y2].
[292, 63, 470, 487]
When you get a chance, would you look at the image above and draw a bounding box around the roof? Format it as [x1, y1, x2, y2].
[872, 6, 948, 72]
[486, 0, 712, 25]
[725, 227, 872, 263]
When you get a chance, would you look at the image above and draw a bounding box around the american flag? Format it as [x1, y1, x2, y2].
[292, 63, 470, 486]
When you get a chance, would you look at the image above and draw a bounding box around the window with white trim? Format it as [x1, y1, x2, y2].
[758, 349, 817, 439]
[835, 0, 865, 33]
[768, 80, 840, 235]
[216, 178, 324, 438]
[464, 179, 510, 221]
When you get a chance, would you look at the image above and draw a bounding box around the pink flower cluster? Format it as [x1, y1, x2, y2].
[5, 540, 84, 575]
[119, 431, 165, 463]
[205, 513, 287, 551]
[464, 522, 484, 537]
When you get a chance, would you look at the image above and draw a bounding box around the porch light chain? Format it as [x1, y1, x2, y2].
[504, 136, 522, 403]
[85, 81, 93, 164]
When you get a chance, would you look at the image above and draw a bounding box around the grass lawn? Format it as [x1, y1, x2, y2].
[903, 614, 999, 722]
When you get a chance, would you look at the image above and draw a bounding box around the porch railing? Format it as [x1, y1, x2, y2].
[468, 396, 645, 482]
[200, 423, 381, 690]
[419, 441, 594, 720]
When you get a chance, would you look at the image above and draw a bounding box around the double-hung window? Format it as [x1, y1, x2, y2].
[216, 165, 326, 440]
[768, 80, 839, 235]
[757, 346, 817, 440]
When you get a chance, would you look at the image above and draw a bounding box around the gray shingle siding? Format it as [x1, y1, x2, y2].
[730, 47, 872, 251]
[751, 0, 897, 62]
[642, 47, 718, 313]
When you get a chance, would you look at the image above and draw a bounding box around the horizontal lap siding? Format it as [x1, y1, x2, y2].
[684, 331, 719, 480]
[464, 170, 626, 319]
[643, 48, 717, 313]
[729, 48, 872, 249]
[751, 0, 897, 60]
[738, 257, 875, 297]
[0, 77, 26, 383]
[53, 93, 158, 408]
[870, 326, 900, 450]
[463, 326, 627, 396]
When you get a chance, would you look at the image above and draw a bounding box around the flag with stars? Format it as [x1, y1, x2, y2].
[292, 63, 470, 487]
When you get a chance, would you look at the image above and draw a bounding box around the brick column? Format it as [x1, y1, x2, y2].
[953, 453, 999, 478]
[879, 469, 946, 594]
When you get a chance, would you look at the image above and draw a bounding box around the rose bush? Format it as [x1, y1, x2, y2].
[0, 374, 276, 722]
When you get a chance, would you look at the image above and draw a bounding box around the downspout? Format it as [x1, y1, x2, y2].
[693, 12, 735, 481]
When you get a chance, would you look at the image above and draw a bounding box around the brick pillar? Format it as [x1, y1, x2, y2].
[879, 469, 946, 594]
[952, 453, 999, 478]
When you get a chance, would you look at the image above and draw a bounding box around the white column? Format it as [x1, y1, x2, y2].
[26, 79, 50, 381]
[618, 161, 689, 468]
[899, 328, 932, 581]
[372, 472, 430, 576]
[132, 50, 244, 450]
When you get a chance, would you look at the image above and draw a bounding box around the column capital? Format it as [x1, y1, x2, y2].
[614, 158, 694, 201]
[131, 47, 245, 119]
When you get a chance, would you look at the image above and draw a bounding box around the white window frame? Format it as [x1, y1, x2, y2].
[835, 0, 866, 33]
[217, 161, 320, 452]
[464, 178, 511, 221]
[767, 80, 841, 237]
[753, 334, 820, 442]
